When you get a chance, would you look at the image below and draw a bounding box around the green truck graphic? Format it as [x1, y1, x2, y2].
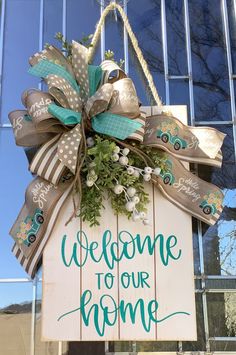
[159, 159, 175, 185]
[23, 114, 32, 121]
[16, 208, 44, 247]
[156, 121, 187, 151]
[199, 192, 222, 215]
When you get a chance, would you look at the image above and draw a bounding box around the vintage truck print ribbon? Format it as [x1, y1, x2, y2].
[9, 41, 225, 278]
[144, 115, 225, 167]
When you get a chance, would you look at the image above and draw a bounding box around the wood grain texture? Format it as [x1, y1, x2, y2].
[81, 198, 119, 340]
[42, 194, 81, 341]
[153, 106, 196, 340]
[118, 183, 156, 340]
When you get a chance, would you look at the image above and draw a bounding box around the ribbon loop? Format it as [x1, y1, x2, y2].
[46, 74, 82, 111]
[72, 41, 90, 101]
[29, 59, 79, 92]
[100, 60, 126, 84]
[48, 103, 82, 125]
[29, 44, 75, 79]
[108, 78, 140, 118]
[88, 65, 103, 96]
[85, 83, 114, 117]
[22, 89, 65, 133]
[9, 110, 54, 147]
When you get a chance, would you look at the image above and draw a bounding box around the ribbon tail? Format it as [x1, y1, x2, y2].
[29, 135, 70, 185]
[144, 114, 226, 167]
[152, 153, 224, 226]
[9, 177, 73, 278]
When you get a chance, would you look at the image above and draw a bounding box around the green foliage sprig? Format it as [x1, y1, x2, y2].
[78, 136, 170, 227]
[52, 32, 124, 68]
[79, 136, 150, 226]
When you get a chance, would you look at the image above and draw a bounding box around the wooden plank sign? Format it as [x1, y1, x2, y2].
[42, 106, 197, 341]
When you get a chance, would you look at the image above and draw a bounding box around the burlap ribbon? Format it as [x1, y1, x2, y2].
[9, 41, 225, 278]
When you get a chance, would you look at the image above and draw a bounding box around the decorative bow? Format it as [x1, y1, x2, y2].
[9, 41, 226, 278]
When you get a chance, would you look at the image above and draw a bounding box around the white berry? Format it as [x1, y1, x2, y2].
[112, 153, 119, 162]
[140, 211, 146, 219]
[127, 167, 134, 175]
[86, 137, 94, 147]
[125, 201, 135, 212]
[86, 180, 94, 187]
[122, 148, 130, 156]
[132, 213, 140, 221]
[113, 146, 120, 154]
[143, 218, 150, 225]
[132, 196, 140, 204]
[143, 173, 151, 181]
[114, 184, 124, 194]
[133, 169, 140, 178]
[154, 167, 161, 176]
[144, 166, 153, 174]
[127, 187, 136, 197]
[119, 156, 129, 165]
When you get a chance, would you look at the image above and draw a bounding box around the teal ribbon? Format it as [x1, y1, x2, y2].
[30, 57, 142, 140]
[28, 60, 80, 92]
[48, 103, 143, 140]
[88, 65, 103, 97]
[29, 60, 102, 96]
[92, 113, 142, 140]
[48, 104, 81, 125]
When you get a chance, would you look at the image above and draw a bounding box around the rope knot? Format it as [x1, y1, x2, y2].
[110, 1, 117, 9]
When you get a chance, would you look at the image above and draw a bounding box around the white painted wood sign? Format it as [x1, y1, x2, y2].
[42, 106, 197, 341]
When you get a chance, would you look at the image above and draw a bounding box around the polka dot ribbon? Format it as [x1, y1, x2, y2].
[57, 125, 82, 174]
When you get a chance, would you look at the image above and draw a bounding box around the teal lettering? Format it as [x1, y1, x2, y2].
[61, 235, 81, 267]
[167, 235, 182, 261]
[58, 290, 190, 336]
[104, 273, 114, 289]
[140, 271, 150, 288]
[120, 271, 150, 289]
[119, 298, 151, 332]
[95, 273, 103, 290]
[121, 272, 130, 289]
[61, 230, 182, 269]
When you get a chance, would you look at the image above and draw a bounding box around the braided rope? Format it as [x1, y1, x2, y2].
[88, 2, 163, 107]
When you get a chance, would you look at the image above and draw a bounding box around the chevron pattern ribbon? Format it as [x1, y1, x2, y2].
[8, 41, 226, 278]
